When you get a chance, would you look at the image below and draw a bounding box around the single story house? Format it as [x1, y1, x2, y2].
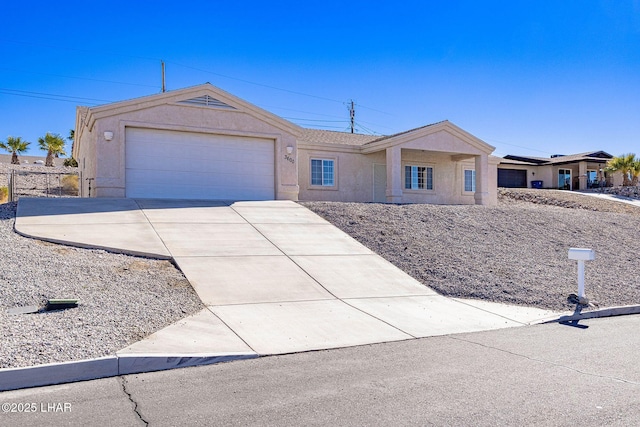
[498, 151, 622, 190]
[73, 83, 498, 205]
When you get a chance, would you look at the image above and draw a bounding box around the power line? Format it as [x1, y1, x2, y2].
[166, 61, 347, 104]
[357, 103, 395, 116]
[483, 138, 554, 156]
[259, 104, 349, 120]
[0, 91, 99, 104]
[0, 88, 113, 104]
[168, 60, 395, 115]
[0, 67, 159, 88]
[354, 122, 383, 135]
[297, 123, 352, 130]
[282, 117, 347, 123]
[349, 117, 394, 131]
[2, 38, 396, 118]
[262, 103, 392, 133]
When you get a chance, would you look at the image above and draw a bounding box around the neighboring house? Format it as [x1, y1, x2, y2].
[498, 151, 622, 190]
[73, 83, 498, 205]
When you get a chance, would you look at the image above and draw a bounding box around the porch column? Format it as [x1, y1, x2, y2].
[578, 161, 587, 190]
[386, 146, 403, 203]
[474, 154, 489, 205]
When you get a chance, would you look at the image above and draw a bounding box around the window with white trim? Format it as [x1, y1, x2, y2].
[311, 159, 335, 186]
[404, 165, 433, 190]
[464, 169, 476, 192]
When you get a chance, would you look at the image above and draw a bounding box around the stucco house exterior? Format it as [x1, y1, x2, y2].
[498, 151, 622, 190]
[73, 83, 498, 205]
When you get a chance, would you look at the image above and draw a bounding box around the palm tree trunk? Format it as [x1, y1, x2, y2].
[11, 152, 19, 165]
[45, 149, 54, 167]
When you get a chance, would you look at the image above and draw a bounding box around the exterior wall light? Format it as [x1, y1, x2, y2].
[286, 146, 294, 154]
[103, 131, 114, 141]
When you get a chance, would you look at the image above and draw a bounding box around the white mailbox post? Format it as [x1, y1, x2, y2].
[568, 248, 595, 304]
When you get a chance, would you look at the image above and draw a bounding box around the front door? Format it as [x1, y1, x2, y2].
[558, 169, 572, 190]
[373, 164, 387, 202]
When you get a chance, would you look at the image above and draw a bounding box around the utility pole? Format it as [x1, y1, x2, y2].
[161, 60, 166, 93]
[349, 99, 355, 133]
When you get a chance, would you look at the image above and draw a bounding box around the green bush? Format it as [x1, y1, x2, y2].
[63, 157, 78, 167]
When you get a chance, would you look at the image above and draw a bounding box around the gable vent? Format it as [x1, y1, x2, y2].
[178, 95, 236, 109]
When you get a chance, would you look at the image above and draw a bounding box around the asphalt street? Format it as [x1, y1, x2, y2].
[1, 314, 639, 426]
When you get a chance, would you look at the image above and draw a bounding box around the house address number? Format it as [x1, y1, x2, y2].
[284, 154, 295, 164]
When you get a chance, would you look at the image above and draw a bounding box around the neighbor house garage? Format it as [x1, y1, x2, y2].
[73, 83, 498, 205]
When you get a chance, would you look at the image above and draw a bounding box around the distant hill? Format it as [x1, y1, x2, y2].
[0, 154, 68, 168]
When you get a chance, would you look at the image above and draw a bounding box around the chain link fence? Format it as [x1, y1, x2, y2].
[7, 170, 83, 201]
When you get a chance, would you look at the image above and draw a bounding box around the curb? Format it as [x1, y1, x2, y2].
[542, 304, 640, 324]
[0, 353, 258, 392]
[2, 306, 639, 393]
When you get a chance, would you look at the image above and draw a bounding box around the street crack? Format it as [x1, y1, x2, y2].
[120, 376, 149, 426]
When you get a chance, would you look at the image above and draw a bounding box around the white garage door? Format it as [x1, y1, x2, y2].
[125, 127, 275, 200]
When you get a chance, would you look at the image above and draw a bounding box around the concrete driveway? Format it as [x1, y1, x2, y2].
[15, 198, 559, 361]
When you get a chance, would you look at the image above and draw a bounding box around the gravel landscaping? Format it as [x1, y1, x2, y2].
[0, 202, 204, 369]
[303, 189, 640, 312]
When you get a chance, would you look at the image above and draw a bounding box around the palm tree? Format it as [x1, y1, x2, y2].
[38, 132, 66, 167]
[606, 153, 637, 186]
[631, 159, 640, 186]
[0, 136, 30, 165]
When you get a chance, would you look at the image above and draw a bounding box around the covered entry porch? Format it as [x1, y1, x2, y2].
[364, 122, 497, 206]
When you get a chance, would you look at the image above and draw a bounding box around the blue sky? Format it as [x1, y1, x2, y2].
[2, 1, 639, 158]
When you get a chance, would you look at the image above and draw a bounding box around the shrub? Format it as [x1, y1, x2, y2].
[63, 157, 78, 167]
[0, 187, 8, 204]
[61, 175, 79, 193]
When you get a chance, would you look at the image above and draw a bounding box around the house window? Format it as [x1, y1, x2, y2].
[311, 159, 334, 186]
[464, 169, 476, 192]
[405, 165, 433, 190]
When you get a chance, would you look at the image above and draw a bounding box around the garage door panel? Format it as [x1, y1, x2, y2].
[127, 172, 274, 198]
[127, 166, 274, 188]
[125, 128, 275, 200]
[498, 169, 527, 188]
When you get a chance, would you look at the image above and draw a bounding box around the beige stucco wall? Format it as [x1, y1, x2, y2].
[75, 121, 98, 197]
[78, 103, 299, 199]
[298, 147, 498, 205]
[298, 148, 384, 202]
